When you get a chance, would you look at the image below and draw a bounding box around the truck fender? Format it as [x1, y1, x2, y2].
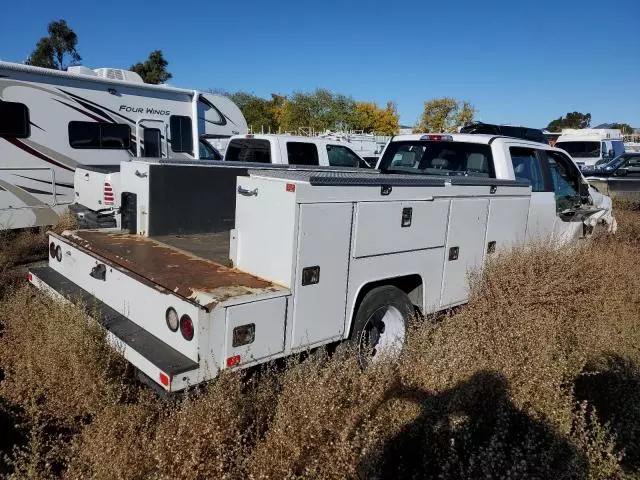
[345, 274, 424, 340]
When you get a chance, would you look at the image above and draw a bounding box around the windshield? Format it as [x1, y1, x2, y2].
[379, 141, 494, 177]
[555, 141, 600, 158]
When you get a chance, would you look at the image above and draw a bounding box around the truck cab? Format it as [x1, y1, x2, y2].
[377, 133, 616, 242]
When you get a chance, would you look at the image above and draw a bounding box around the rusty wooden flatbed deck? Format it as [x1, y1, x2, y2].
[61, 230, 285, 310]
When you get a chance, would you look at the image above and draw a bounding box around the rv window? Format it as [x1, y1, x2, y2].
[225, 139, 271, 163]
[509, 147, 546, 192]
[100, 124, 131, 149]
[287, 142, 319, 166]
[69, 122, 131, 149]
[326, 144, 361, 167]
[0, 102, 30, 138]
[169, 116, 193, 154]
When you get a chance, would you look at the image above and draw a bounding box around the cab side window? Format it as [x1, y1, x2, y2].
[601, 142, 608, 159]
[546, 151, 585, 212]
[509, 147, 546, 191]
[287, 142, 319, 166]
[612, 141, 625, 158]
[326, 144, 361, 167]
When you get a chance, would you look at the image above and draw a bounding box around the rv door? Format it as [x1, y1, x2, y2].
[135, 119, 168, 158]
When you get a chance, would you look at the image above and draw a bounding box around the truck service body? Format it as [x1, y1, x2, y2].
[0, 60, 247, 230]
[29, 134, 616, 392]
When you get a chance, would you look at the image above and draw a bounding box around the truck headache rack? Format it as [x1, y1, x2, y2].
[29, 266, 199, 377]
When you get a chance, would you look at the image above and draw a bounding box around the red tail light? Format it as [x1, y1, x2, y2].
[226, 355, 241, 368]
[159, 372, 170, 386]
[180, 315, 194, 341]
[420, 134, 453, 142]
[103, 182, 114, 206]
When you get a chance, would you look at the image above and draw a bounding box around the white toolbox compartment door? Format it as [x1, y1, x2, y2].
[291, 202, 353, 349]
[234, 176, 297, 287]
[353, 200, 449, 258]
[225, 296, 287, 366]
[486, 197, 529, 254]
[440, 198, 489, 307]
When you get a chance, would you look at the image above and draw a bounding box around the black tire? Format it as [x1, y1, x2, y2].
[349, 285, 414, 368]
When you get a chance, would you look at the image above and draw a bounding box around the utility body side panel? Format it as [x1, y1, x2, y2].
[225, 297, 287, 365]
[485, 197, 530, 253]
[440, 198, 490, 307]
[291, 202, 353, 350]
[346, 248, 446, 324]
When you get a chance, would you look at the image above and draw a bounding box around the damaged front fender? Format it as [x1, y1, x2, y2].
[585, 186, 617, 234]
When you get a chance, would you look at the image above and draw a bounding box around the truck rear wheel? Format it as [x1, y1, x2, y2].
[350, 286, 413, 368]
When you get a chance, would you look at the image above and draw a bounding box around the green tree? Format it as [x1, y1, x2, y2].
[26, 20, 81, 70]
[547, 112, 591, 131]
[280, 89, 356, 133]
[228, 92, 280, 133]
[414, 98, 476, 133]
[130, 50, 172, 85]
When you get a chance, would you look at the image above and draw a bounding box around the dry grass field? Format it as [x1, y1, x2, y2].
[0, 200, 639, 479]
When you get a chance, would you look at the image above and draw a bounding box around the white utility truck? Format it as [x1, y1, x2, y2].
[28, 134, 615, 392]
[555, 128, 625, 171]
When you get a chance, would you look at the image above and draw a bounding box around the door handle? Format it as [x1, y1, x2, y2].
[84, 173, 89, 180]
[237, 186, 258, 197]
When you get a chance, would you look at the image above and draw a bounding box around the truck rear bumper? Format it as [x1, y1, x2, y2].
[28, 266, 200, 392]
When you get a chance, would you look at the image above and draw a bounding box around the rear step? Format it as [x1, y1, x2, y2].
[29, 266, 199, 378]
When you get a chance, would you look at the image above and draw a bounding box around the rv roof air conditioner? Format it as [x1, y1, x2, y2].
[67, 66, 98, 77]
[93, 68, 144, 84]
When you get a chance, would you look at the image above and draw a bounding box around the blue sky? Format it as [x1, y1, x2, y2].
[1, 0, 639, 128]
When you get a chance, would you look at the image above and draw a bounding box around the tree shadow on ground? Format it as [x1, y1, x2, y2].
[361, 370, 587, 480]
[574, 353, 640, 471]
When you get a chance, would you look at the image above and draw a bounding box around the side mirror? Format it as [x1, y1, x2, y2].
[608, 149, 615, 159]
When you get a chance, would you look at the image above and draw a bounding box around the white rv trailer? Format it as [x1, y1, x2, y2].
[0, 61, 248, 230]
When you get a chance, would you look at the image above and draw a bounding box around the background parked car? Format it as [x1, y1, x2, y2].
[583, 152, 640, 177]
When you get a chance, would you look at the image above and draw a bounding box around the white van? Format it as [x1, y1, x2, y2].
[555, 129, 625, 170]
